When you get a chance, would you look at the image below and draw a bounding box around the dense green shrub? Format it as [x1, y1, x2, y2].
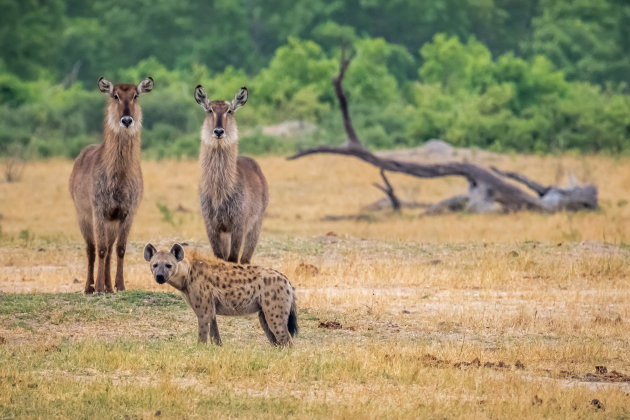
[0, 30, 629, 158]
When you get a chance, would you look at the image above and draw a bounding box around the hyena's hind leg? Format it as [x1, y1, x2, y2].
[262, 304, 293, 347]
[258, 311, 279, 345]
[209, 318, 222, 345]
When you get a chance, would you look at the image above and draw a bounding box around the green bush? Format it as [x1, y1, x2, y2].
[0, 33, 629, 158]
[239, 131, 296, 156]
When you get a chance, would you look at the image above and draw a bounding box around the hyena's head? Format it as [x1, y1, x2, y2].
[143, 243, 184, 284]
[98, 76, 154, 133]
[194, 85, 248, 147]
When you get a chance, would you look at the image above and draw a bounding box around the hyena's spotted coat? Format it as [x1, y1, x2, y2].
[144, 243, 298, 346]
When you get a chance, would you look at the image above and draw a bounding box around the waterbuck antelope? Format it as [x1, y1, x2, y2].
[194, 85, 269, 264]
[69, 76, 154, 293]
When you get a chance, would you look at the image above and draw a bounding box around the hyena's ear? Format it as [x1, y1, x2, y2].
[98, 77, 113, 95]
[231, 87, 248, 111]
[137, 77, 154, 94]
[170, 243, 185, 262]
[144, 243, 157, 262]
[194, 85, 211, 112]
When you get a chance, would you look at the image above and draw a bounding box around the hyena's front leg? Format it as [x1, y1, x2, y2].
[196, 300, 219, 344]
[197, 314, 210, 344]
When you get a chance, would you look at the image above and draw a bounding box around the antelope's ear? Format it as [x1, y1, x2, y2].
[98, 77, 113, 95]
[144, 243, 157, 262]
[170, 243, 185, 262]
[231, 87, 248, 111]
[194, 85, 211, 112]
[137, 77, 154, 94]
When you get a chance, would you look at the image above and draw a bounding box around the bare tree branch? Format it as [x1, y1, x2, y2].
[335, 44, 361, 149]
[490, 166, 550, 196]
[287, 44, 598, 215]
[373, 169, 401, 211]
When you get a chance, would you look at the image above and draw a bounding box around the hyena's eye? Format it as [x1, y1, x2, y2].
[152, 263, 158, 268]
[165, 264, 172, 269]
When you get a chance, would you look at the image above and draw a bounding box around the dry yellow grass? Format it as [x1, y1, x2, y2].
[1, 153, 630, 418]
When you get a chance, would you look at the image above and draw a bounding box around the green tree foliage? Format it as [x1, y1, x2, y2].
[409, 35, 630, 152]
[531, 0, 630, 86]
[0, 0, 64, 78]
[0, 0, 629, 157]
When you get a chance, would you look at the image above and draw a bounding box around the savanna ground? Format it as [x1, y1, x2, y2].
[1, 151, 630, 418]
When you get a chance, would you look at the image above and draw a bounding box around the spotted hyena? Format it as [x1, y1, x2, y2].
[143, 243, 298, 346]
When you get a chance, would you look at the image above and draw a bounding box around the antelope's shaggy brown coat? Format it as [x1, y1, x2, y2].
[69, 77, 153, 293]
[144, 244, 298, 346]
[194, 86, 269, 264]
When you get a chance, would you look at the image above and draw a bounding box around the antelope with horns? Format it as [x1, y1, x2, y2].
[69, 76, 154, 293]
[194, 85, 269, 264]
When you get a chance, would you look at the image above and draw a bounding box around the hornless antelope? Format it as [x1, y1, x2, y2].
[69, 76, 154, 293]
[194, 85, 269, 264]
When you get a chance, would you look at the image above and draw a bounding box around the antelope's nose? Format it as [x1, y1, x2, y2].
[121, 116, 133, 127]
[213, 128, 225, 137]
[155, 274, 166, 284]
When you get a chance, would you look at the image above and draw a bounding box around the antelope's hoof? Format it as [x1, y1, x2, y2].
[84, 285, 95, 294]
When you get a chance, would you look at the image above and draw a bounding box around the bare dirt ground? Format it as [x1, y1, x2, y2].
[1, 154, 629, 418]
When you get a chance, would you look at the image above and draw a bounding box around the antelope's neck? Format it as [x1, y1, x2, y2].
[102, 127, 141, 177]
[200, 140, 239, 206]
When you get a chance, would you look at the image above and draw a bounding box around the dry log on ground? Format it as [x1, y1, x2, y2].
[287, 46, 598, 215]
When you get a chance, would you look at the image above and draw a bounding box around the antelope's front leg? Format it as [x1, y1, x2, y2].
[227, 225, 244, 263]
[93, 213, 110, 294]
[114, 213, 134, 291]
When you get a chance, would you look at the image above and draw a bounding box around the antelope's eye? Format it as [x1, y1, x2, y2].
[208, 108, 213, 114]
[152, 263, 158, 268]
[133, 94, 138, 100]
[165, 264, 172, 269]
[227, 109, 233, 114]
[113, 94, 119, 101]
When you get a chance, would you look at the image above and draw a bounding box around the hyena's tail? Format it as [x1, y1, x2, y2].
[288, 293, 298, 337]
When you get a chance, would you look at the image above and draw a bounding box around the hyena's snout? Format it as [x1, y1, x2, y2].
[154, 268, 168, 284]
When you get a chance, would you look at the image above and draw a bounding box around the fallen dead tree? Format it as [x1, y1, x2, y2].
[287, 47, 598, 215]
